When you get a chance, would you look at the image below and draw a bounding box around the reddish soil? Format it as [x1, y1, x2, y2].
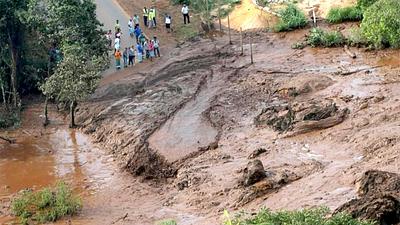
[1, 0, 400, 225]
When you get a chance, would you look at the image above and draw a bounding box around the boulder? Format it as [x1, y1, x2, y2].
[241, 160, 267, 186]
[335, 170, 400, 225]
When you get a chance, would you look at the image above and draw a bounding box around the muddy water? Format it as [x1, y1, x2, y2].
[0, 128, 116, 222]
[149, 82, 219, 163]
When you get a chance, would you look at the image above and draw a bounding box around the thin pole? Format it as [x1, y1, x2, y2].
[240, 27, 243, 55]
[228, 14, 232, 45]
[250, 34, 253, 64]
[218, 9, 222, 32]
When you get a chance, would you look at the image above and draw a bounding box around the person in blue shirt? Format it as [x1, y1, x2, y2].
[136, 43, 144, 63]
[134, 26, 142, 43]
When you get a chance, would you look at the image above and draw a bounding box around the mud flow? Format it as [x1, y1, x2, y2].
[0, 128, 116, 223]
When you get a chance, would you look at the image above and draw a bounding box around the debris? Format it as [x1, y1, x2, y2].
[240, 160, 267, 187]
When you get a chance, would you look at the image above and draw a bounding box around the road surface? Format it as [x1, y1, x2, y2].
[95, 0, 133, 74]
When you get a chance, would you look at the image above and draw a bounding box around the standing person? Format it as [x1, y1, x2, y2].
[148, 9, 154, 29]
[133, 14, 140, 27]
[165, 14, 172, 33]
[181, 4, 190, 24]
[153, 36, 160, 57]
[139, 33, 146, 46]
[143, 7, 149, 27]
[129, 25, 135, 38]
[123, 48, 128, 68]
[137, 43, 143, 63]
[115, 20, 121, 33]
[151, 7, 157, 27]
[134, 26, 142, 43]
[148, 40, 155, 62]
[128, 18, 133, 28]
[114, 50, 122, 69]
[143, 39, 149, 59]
[114, 37, 120, 54]
[106, 30, 112, 48]
[128, 45, 135, 66]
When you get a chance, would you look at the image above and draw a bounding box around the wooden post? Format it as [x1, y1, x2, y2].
[250, 34, 253, 64]
[312, 7, 316, 27]
[218, 10, 222, 32]
[228, 14, 232, 45]
[240, 27, 243, 55]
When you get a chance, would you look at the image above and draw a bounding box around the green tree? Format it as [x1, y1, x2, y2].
[41, 44, 105, 127]
[361, 0, 400, 48]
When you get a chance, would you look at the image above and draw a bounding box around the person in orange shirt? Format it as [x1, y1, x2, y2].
[115, 50, 122, 70]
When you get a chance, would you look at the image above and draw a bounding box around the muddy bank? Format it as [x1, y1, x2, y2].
[73, 24, 400, 224]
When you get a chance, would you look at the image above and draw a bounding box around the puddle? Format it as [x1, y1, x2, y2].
[0, 128, 116, 205]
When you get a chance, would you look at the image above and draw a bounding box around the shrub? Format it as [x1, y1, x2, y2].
[158, 219, 178, 225]
[326, 6, 363, 23]
[224, 207, 376, 225]
[11, 182, 81, 225]
[357, 0, 378, 11]
[361, 0, 400, 48]
[274, 4, 308, 32]
[347, 27, 368, 47]
[307, 28, 345, 47]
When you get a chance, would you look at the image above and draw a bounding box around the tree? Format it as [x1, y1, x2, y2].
[41, 44, 106, 127]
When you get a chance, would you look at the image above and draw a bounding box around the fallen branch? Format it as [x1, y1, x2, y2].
[111, 213, 128, 224]
[0, 135, 15, 143]
[344, 45, 356, 59]
[337, 66, 382, 76]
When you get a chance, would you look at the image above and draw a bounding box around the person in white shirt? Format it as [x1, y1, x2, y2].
[165, 14, 172, 32]
[128, 18, 133, 28]
[181, 4, 190, 24]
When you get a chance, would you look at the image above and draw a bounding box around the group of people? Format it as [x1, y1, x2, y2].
[106, 4, 192, 70]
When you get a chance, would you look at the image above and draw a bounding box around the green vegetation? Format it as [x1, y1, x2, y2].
[157, 219, 178, 225]
[326, 6, 363, 23]
[361, 0, 400, 48]
[274, 4, 308, 32]
[224, 207, 375, 225]
[347, 28, 368, 47]
[307, 28, 345, 47]
[0, 0, 108, 128]
[11, 182, 81, 225]
[357, 0, 378, 11]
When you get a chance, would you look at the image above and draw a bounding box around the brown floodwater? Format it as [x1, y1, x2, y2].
[0, 128, 116, 223]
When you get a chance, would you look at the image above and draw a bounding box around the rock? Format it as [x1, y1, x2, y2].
[241, 160, 266, 187]
[335, 194, 400, 225]
[373, 95, 385, 103]
[248, 148, 269, 159]
[335, 170, 400, 225]
[358, 102, 368, 110]
[357, 170, 400, 197]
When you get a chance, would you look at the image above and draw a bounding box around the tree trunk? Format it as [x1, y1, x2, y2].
[1, 82, 6, 108]
[69, 101, 77, 128]
[43, 97, 49, 126]
[8, 33, 18, 108]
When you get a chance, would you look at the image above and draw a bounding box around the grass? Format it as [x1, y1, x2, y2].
[157, 219, 178, 225]
[174, 22, 200, 42]
[11, 182, 81, 225]
[0, 108, 20, 128]
[347, 28, 368, 47]
[306, 28, 345, 47]
[274, 4, 308, 32]
[224, 207, 376, 225]
[326, 6, 363, 23]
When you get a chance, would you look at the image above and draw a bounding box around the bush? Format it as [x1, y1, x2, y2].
[11, 182, 81, 225]
[326, 6, 363, 23]
[274, 4, 308, 32]
[158, 219, 178, 225]
[347, 28, 368, 47]
[224, 207, 376, 225]
[357, 0, 378, 11]
[0, 108, 20, 128]
[307, 28, 345, 47]
[361, 0, 400, 48]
